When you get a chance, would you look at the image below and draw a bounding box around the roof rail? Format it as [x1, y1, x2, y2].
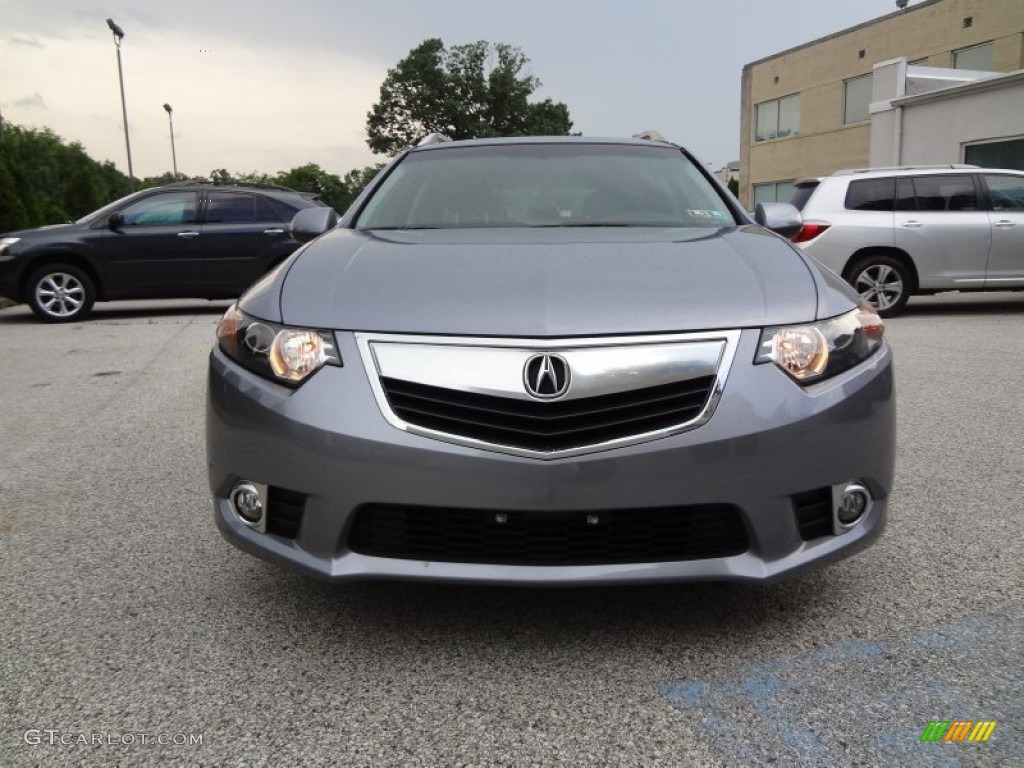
[160, 179, 304, 193]
[417, 132, 453, 147]
[832, 164, 979, 175]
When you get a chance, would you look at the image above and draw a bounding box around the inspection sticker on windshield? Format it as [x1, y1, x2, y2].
[687, 209, 731, 220]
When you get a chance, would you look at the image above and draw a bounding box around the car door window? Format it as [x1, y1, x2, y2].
[119, 192, 198, 225]
[911, 175, 979, 212]
[845, 178, 895, 211]
[205, 192, 277, 223]
[984, 175, 1024, 211]
[896, 178, 917, 211]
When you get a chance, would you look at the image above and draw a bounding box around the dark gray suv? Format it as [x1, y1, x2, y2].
[207, 136, 894, 585]
[0, 182, 321, 322]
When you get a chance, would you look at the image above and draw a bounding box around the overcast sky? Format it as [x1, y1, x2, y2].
[1, 0, 912, 179]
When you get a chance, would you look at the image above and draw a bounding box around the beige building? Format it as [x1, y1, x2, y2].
[739, 0, 1024, 208]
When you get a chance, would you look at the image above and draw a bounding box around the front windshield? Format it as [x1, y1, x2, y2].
[356, 143, 735, 230]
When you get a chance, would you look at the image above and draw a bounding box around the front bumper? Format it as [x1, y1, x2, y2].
[0, 256, 21, 301]
[206, 329, 895, 585]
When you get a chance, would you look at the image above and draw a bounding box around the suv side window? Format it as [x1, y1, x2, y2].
[896, 178, 917, 211]
[984, 175, 1024, 210]
[119, 192, 198, 226]
[845, 178, 895, 211]
[204, 192, 280, 223]
[909, 175, 979, 212]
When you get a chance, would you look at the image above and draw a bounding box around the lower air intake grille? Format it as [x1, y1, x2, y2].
[266, 486, 306, 539]
[378, 375, 717, 452]
[347, 503, 749, 565]
[792, 487, 833, 541]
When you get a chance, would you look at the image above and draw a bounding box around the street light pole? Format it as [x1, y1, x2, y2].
[106, 18, 134, 189]
[163, 103, 178, 178]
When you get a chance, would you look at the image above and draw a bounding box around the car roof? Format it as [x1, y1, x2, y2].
[149, 182, 319, 206]
[800, 166, 1024, 188]
[798, 165, 1024, 188]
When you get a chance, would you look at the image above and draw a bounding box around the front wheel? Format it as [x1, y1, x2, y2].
[26, 264, 96, 322]
[847, 256, 912, 317]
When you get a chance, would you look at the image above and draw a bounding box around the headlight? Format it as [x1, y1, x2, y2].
[215, 304, 341, 386]
[756, 303, 884, 384]
[0, 237, 20, 255]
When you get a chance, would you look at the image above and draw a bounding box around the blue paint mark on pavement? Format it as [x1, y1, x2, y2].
[660, 614, 1021, 766]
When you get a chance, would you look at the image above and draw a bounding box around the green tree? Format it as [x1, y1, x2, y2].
[140, 171, 183, 189]
[209, 168, 234, 184]
[234, 170, 276, 186]
[727, 178, 739, 196]
[341, 165, 385, 207]
[366, 39, 573, 156]
[62, 167, 105, 219]
[0, 150, 31, 231]
[275, 163, 348, 211]
[0, 123, 130, 231]
[98, 160, 132, 201]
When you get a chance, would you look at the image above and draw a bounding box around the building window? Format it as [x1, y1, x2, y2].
[752, 180, 796, 206]
[952, 41, 993, 70]
[965, 137, 1024, 171]
[843, 74, 873, 125]
[754, 94, 800, 142]
[908, 57, 929, 66]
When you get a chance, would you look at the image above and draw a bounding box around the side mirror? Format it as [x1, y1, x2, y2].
[108, 213, 125, 230]
[754, 202, 802, 239]
[290, 207, 339, 244]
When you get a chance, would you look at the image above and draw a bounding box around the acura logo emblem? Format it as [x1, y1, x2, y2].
[524, 354, 571, 399]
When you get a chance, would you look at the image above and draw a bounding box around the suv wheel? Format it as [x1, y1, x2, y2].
[26, 264, 96, 323]
[848, 256, 911, 317]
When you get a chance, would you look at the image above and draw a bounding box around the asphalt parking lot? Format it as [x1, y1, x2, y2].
[1, 294, 1021, 767]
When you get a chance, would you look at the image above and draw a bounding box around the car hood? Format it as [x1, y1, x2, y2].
[2, 222, 80, 239]
[272, 226, 824, 336]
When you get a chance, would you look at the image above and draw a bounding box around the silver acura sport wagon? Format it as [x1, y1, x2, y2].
[206, 135, 895, 585]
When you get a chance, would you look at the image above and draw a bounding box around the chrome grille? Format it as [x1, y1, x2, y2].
[357, 331, 740, 458]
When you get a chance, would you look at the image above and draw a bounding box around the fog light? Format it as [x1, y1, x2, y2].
[230, 481, 265, 528]
[836, 482, 871, 530]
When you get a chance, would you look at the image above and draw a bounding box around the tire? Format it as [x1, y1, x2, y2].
[26, 264, 96, 323]
[847, 255, 912, 318]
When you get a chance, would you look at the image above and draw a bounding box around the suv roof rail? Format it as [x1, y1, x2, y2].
[831, 164, 979, 175]
[417, 132, 452, 147]
[160, 180, 305, 193]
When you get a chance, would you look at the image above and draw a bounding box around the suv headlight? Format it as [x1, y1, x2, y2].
[216, 304, 341, 386]
[756, 303, 884, 385]
[0, 237, 20, 255]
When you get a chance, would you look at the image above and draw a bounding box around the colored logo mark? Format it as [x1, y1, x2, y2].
[920, 720, 997, 742]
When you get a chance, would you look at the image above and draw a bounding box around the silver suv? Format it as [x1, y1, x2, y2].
[790, 166, 1024, 316]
